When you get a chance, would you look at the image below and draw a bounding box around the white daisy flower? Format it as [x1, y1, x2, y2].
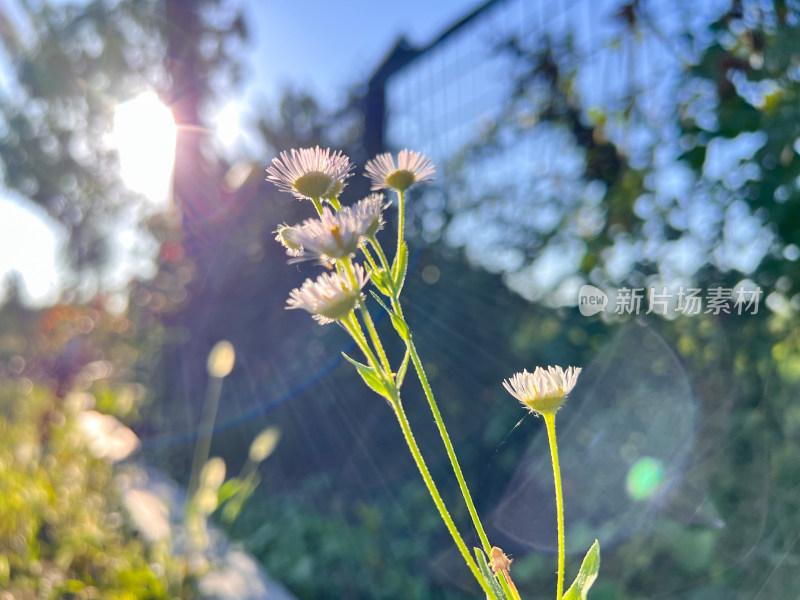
[364, 149, 435, 192]
[266, 146, 353, 200]
[352, 193, 387, 238]
[289, 205, 378, 260]
[502, 365, 581, 415]
[286, 264, 369, 324]
[274, 223, 304, 257]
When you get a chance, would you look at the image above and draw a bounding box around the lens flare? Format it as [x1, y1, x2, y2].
[626, 457, 665, 501]
[112, 92, 176, 205]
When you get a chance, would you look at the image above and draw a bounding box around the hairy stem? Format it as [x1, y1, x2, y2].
[342, 313, 381, 374]
[544, 412, 565, 600]
[370, 236, 391, 274]
[371, 235, 496, 560]
[391, 395, 498, 599]
[361, 243, 381, 274]
[344, 308, 495, 597]
[396, 189, 405, 260]
[407, 341, 492, 555]
[343, 259, 392, 376]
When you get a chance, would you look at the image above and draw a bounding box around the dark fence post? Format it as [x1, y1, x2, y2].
[361, 0, 502, 157]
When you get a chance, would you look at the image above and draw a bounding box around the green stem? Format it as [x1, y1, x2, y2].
[343, 312, 495, 598]
[391, 395, 498, 599]
[370, 236, 391, 273]
[366, 193, 499, 597]
[407, 340, 493, 557]
[544, 412, 565, 600]
[342, 313, 381, 373]
[343, 260, 392, 376]
[360, 243, 381, 275]
[396, 190, 405, 261]
[359, 304, 392, 375]
[187, 375, 224, 500]
[311, 197, 323, 215]
[373, 235, 499, 575]
[327, 195, 341, 210]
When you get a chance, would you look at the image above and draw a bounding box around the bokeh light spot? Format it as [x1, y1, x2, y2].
[626, 457, 665, 501]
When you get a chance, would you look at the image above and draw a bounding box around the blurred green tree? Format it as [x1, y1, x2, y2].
[0, 0, 244, 278]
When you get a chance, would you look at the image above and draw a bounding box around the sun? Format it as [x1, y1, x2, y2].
[112, 92, 177, 205]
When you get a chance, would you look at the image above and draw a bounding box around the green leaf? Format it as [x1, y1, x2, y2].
[369, 291, 410, 340]
[563, 540, 601, 600]
[369, 290, 392, 313]
[221, 472, 259, 524]
[342, 352, 393, 401]
[395, 349, 411, 389]
[390, 312, 409, 340]
[217, 478, 244, 505]
[473, 547, 507, 600]
[370, 269, 392, 296]
[59, 580, 86, 593]
[391, 241, 408, 293]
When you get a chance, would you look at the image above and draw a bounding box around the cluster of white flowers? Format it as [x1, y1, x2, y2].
[267, 146, 433, 325]
[266, 145, 590, 597]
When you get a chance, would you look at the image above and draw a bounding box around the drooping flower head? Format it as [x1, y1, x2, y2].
[364, 149, 435, 192]
[274, 223, 304, 257]
[352, 193, 387, 238]
[266, 146, 353, 200]
[502, 365, 581, 416]
[287, 206, 371, 260]
[286, 264, 369, 324]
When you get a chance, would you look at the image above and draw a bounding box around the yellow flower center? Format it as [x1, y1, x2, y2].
[384, 169, 416, 191]
[329, 225, 344, 247]
[293, 171, 334, 198]
[523, 391, 567, 415]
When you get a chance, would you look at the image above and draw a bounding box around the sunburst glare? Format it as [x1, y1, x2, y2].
[112, 92, 176, 205]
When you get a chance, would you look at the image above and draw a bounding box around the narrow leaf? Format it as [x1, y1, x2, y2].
[370, 269, 392, 296]
[390, 312, 410, 340]
[391, 241, 408, 293]
[369, 290, 392, 313]
[221, 472, 259, 524]
[369, 290, 410, 340]
[563, 540, 601, 600]
[473, 547, 507, 600]
[217, 478, 244, 505]
[395, 348, 411, 389]
[342, 352, 392, 401]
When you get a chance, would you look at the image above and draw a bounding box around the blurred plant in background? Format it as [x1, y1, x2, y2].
[0, 380, 190, 598]
[0, 288, 281, 597]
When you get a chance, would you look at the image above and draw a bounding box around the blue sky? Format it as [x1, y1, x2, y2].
[242, 0, 483, 106]
[215, 0, 486, 153]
